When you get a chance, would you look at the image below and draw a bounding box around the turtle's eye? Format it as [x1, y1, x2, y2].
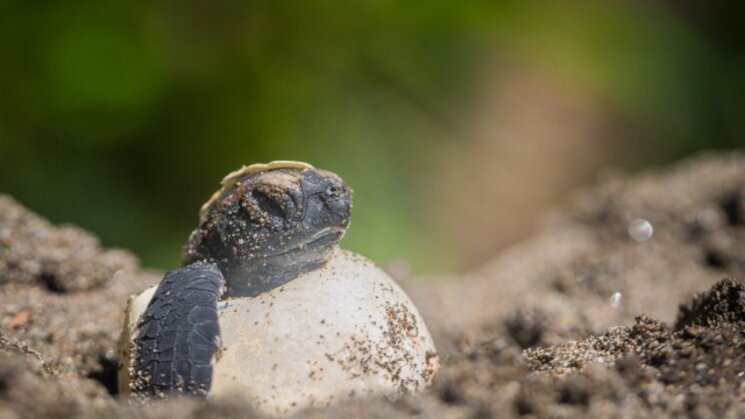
[252, 190, 286, 219]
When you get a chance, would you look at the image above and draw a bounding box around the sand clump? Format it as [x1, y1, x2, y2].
[523, 279, 745, 417]
[2, 152, 745, 418]
[0, 195, 137, 292]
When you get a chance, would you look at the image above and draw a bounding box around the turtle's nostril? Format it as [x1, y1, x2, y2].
[322, 185, 351, 224]
[324, 185, 344, 198]
[252, 190, 286, 219]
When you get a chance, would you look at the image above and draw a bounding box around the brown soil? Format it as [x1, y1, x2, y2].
[2, 152, 745, 418]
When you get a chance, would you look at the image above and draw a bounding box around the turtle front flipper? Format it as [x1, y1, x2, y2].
[131, 263, 225, 397]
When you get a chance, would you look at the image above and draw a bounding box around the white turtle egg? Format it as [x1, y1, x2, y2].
[119, 250, 439, 415]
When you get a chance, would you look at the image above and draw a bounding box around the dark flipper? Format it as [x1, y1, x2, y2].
[132, 262, 225, 397]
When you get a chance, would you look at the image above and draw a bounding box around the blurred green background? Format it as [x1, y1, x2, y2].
[1, 0, 743, 273]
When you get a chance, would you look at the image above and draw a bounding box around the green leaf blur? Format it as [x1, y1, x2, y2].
[1, 0, 742, 272]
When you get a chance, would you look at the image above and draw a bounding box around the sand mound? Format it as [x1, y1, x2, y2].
[2, 152, 745, 418]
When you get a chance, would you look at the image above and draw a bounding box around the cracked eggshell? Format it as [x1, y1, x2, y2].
[119, 250, 439, 415]
[118, 284, 157, 395]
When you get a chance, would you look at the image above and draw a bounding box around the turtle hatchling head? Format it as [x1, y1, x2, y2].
[183, 161, 352, 297]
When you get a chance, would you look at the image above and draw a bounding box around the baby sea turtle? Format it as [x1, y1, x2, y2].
[118, 161, 439, 415]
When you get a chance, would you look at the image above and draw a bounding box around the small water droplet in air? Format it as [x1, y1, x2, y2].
[610, 292, 622, 308]
[628, 219, 653, 242]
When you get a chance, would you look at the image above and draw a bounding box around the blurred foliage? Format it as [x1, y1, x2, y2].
[0, 0, 743, 272]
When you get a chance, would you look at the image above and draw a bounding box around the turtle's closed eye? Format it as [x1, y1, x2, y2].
[252, 190, 285, 218]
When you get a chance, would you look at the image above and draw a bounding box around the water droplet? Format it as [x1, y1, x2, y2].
[628, 219, 653, 242]
[610, 292, 622, 308]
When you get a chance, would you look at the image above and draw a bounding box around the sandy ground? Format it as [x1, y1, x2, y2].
[2, 152, 745, 418]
